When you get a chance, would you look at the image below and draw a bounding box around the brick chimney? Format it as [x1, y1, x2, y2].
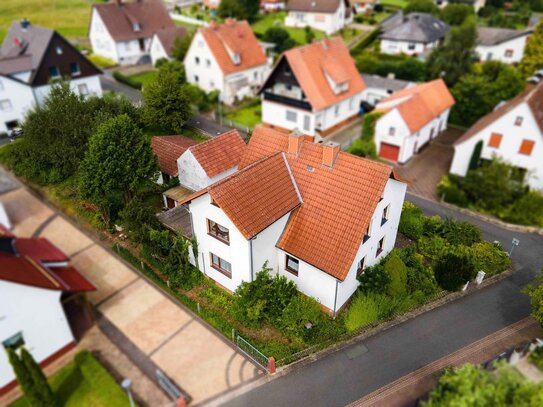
[288, 130, 304, 155]
[322, 141, 340, 167]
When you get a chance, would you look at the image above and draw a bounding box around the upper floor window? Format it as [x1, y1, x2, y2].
[49, 66, 60, 79]
[515, 116, 523, 126]
[70, 62, 81, 76]
[519, 139, 535, 156]
[488, 132, 502, 148]
[363, 222, 371, 243]
[357, 256, 366, 277]
[381, 204, 390, 226]
[207, 219, 229, 244]
[195, 56, 200, 65]
[0, 99, 12, 111]
[55, 46, 62, 55]
[286, 110, 297, 123]
[376, 236, 385, 257]
[334, 104, 340, 117]
[285, 255, 299, 276]
[206, 59, 211, 67]
[210, 253, 232, 278]
[232, 53, 240, 65]
[504, 49, 514, 58]
[389, 127, 395, 136]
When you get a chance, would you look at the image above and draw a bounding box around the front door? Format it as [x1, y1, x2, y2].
[139, 38, 145, 52]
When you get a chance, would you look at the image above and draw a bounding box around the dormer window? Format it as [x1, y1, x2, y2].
[515, 116, 523, 126]
[133, 23, 141, 32]
[232, 53, 240, 65]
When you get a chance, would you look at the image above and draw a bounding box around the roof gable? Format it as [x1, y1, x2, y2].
[477, 27, 533, 46]
[154, 26, 188, 57]
[151, 135, 198, 177]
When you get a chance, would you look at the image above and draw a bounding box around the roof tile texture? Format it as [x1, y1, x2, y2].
[189, 130, 246, 177]
[151, 136, 198, 177]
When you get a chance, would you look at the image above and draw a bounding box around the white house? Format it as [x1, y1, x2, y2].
[450, 82, 543, 190]
[374, 79, 455, 163]
[260, 38, 366, 138]
[0, 20, 102, 134]
[184, 19, 272, 105]
[0, 225, 95, 395]
[476, 27, 533, 64]
[89, 0, 175, 66]
[261, 0, 286, 12]
[352, 0, 377, 14]
[151, 135, 198, 186]
[361, 74, 415, 106]
[285, 0, 353, 35]
[380, 12, 450, 56]
[435, 0, 486, 12]
[178, 125, 407, 315]
[150, 26, 189, 65]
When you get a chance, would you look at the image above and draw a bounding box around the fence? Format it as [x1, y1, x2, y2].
[170, 12, 208, 26]
[236, 334, 269, 371]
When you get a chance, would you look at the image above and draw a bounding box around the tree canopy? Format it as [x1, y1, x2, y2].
[404, 0, 440, 15]
[218, 0, 260, 22]
[441, 3, 475, 25]
[263, 27, 297, 53]
[519, 21, 543, 78]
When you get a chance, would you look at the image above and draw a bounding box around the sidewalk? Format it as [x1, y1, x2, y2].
[350, 317, 543, 407]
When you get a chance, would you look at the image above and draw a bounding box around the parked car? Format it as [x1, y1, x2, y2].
[8, 127, 23, 141]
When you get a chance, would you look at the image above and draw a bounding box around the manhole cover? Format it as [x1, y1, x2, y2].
[344, 343, 368, 360]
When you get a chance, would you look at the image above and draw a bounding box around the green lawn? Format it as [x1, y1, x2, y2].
[129, 70, 158, 87]
[339, 27, 365, 45]
[380, 0, 408, 8]
[0, 0, 92, 43]
[224, 104, 262, 128]
[10, 350, 131, 407]
[251, 12, 326, 45]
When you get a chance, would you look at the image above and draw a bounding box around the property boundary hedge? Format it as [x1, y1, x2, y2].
[112, 71, 142, 90]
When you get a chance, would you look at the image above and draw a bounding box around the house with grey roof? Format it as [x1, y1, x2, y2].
[476, 27, 533, 64]
[0, 19, 102, 134]
[285, 0, 353, 35]
[361, 74, 415, 105]
[380, 12, 450, 56]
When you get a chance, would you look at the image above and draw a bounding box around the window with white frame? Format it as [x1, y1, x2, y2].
[285, 255, 299, 276]
[195, 56, 200, 65]
[78, 84, 89, 96]
[381, 204, 390, 226]
[357, 256, 366, 276]
[0, 99, 13, 111]
[206, 59, 211, 67]
[207, 219, 230, 244]
[389, 127, 395, 136]
[363, 221, 371, 243]
[286, 110, 297, 123]
[210, 253, 232, 277]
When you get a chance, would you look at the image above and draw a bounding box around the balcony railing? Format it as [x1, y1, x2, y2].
[263, 91, 312, 111]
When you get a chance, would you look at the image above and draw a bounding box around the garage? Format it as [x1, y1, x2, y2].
[379, 143, 400, 162]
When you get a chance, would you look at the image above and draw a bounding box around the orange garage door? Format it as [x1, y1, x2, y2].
[379, 143, 400, 162]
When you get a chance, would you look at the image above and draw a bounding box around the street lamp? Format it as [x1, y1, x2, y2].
[121, 378, 134, 407]
[509, 238, 520, 257]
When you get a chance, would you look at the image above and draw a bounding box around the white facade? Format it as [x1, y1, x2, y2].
[177, 149, 238, 191]
[186, 177, 406, 313]
[89, 8, 152, 66]
[375, 106, 451, 163]
[450, 102, 543, 190]
[150, 34, 170, 65]
[285, 1, 351, 35]
[262, 92, 362, 137]
[380, 38, 439, 56]
[475, 34, 530, 64]
[0, 281, 74, 389]
[184, 31, 271, 105]
[0, 75, 102, 134]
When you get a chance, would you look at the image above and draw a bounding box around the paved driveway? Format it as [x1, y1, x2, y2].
[394, 128, 464, 201]
[0, 173, 262, 405]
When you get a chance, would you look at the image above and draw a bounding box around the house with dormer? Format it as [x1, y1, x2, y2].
[89, 0, 175, 66]
[184, 19, 272, 105]
[177, 125, 407, 315]
[259, 38, 366, 138]
[0, 20, 102, 134]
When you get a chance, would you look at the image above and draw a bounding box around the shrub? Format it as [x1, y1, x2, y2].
[437, 175, 468, 207]
[399, 201, 425, 241]
[348, 137, 376, 158]
[279, 295, 322, 341]
[384, 254, 407, 296]
[119, 196, 160, 244]
[345, 293, 381, 331]
[423, 215, 443, 237]
[112, 71, 142, 90]
[396, 247, 439, 297]
[434, 252, 476, 292]
[357, 261, 390, 293]
[502, 191, 543, 227]
[418, 235, 450, 261]
[468, 242, 511, 277]
[529, 347, 543, 371]
[440, 218, 482, 246]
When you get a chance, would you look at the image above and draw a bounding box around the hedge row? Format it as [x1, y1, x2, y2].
[112, 71, 142, 90]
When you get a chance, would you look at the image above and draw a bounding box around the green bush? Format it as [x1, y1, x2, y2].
[112, 71, 142, 90]
[396, 247, 439, 297]
[502, 191, 543, 227]
[440, 218, 482, 246]
[529, 347, 543, 371]
[399, 201, 425, 241]
[468, 242, 511, 277]
[348, 138, 376, 158]
[434, 252, 476, 292]
[423, 215, 443, 237]
[357, 261, 391, 294]
[418, 235, 451, 261]
[345, 293, 381, 331]
[278, 295, 323, 341]
[384, 254, 407, 296]
[437, 175, 468, 207]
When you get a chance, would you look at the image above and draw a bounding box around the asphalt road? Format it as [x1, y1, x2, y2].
[225, 193, 543, 407]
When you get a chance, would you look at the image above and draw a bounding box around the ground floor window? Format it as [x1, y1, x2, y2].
[357, 256, 366, 277]
[2, 332, 24, 351]
[210, 253, 232, 278]
[285, 254, 299, 276]
[376, 236, 385, 257]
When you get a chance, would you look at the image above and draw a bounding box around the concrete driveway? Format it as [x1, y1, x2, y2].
[393, 128, 464, 201]
[0, 172, 262, 405]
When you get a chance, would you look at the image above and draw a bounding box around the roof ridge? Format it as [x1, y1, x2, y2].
[281, 152, 303, 203]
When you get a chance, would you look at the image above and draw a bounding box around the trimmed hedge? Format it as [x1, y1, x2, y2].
[112, 71, 142, 90]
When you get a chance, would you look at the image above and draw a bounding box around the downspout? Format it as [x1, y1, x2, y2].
[333, 279, 339, 319]
[249, 237, 255, 282]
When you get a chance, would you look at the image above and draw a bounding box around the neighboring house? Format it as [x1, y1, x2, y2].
[184, 19, 272, 105]
[435, 0, 486, 11]
[285, 0, 353, 35]
[89, 0, 175, 66]
[476, 27, 533, 64]
[178, 125, 407, 315]
[352, 0, 377, 14]
[0, 225, 96, 395]
[260, 38, 366, 138]
[374, 79, 455, 163]
[0, 20, 102, 134]
[151, 135, 198, 185]
[380, 12, 450, 56]
[450, 82, 543, 190]
[261, 0, 286, 12]
[150, 26, 188, 64]
[203, 0, 221, 9]
[361, 74, 415, 106]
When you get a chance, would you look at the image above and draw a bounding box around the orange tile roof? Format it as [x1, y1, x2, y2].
[268, 38, 366, 111]
[199, 19, 267, 75]
[208, 153, 301, 239]
[238, 125, 399, 281]
[151, 136, 198, 177]
[377, 79, 455, 133]
[189, 130, 246, 177]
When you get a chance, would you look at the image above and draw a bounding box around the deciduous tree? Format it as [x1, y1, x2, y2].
[519, 21, 543, 78]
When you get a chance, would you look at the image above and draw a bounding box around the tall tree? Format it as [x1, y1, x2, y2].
[441, 3, 475, 25]
[6, 348, 41, 405]
[404, 0, 440, 15]
[142, 60, 193, 133]
[20, 347, 56, 406]
[263, 27, 297, 53]
[426, 17, 478, 86]
[172, 33, 194, 62]
[519, 21, 543, 78]
[218, 0, 260, 21]
[79, 115, 157, 225]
